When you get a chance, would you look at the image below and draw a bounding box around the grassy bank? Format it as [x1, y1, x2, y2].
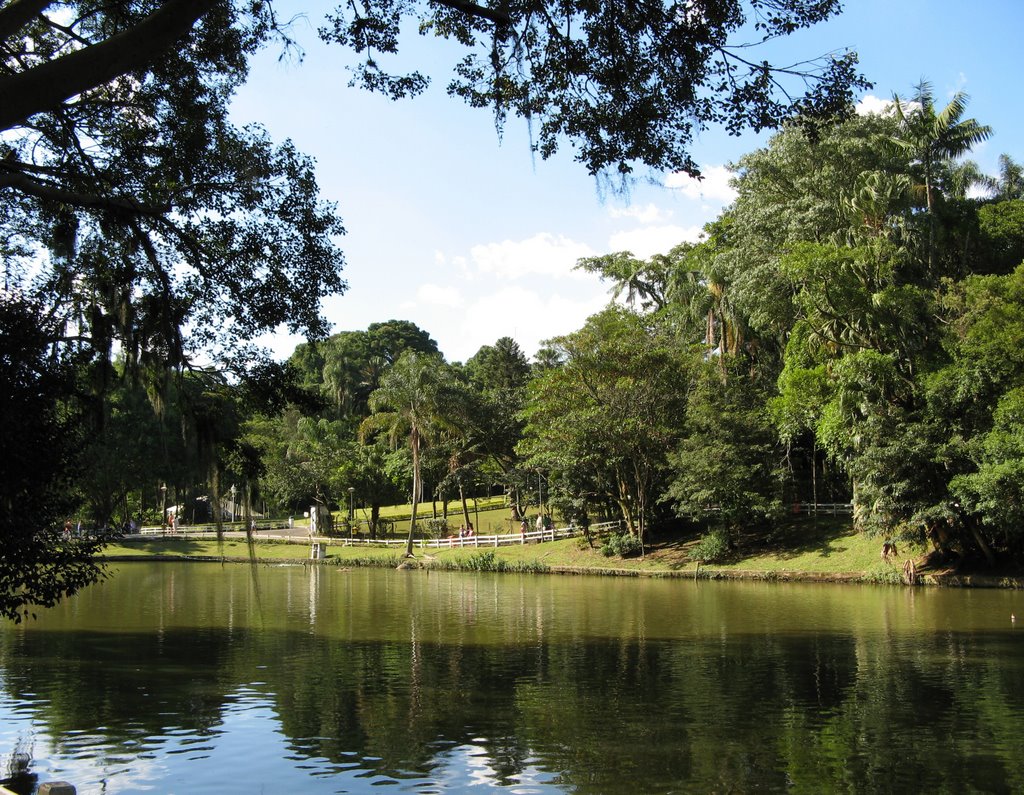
[340, 497, 514, 536]
[102, 515, 972, 584]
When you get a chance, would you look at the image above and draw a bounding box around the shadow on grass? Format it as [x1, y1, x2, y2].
[646, 515, 855, 570]
[110, 536, 215, 556]
[749, 515, 853, 561]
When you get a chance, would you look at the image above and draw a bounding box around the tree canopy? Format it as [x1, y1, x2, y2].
[0, 0, 869, 386]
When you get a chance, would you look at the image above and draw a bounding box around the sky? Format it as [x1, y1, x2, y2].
[230, 0, 1024, 364]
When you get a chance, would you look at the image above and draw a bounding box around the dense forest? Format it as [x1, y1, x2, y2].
[31, 86, 1024, 575]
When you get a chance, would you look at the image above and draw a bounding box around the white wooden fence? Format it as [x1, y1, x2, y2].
[132, 520, 623, 548]
[325, 520, 622, 549]
[131, 503, 852, 544]
[135, 521, 282, 536]
[793, 503, 853, 515]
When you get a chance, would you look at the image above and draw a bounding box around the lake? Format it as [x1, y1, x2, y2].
[1, 562, 1023, 793]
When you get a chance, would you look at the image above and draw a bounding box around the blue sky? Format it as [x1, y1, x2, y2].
[230, 0, 1024, 364]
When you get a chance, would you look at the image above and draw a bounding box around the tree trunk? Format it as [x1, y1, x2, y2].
[370, 503, 380, 539]
[243, 486, 253, 543]
[970, 522, 997, 568]
[406, 432, 420, 557]
[508, 484, 522, 521]
[851, 476, 864, 532]
[460, 482, 472, 530]
[811, 443, 818, 513]
[210, 466, 223, 540]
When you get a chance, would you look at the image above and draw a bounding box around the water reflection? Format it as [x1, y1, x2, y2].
[1, 563, 1023, 793]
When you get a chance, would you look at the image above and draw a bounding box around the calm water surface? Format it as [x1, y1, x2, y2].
[1, 562, 1023, 793]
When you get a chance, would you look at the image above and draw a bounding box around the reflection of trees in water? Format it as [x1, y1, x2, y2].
[0, 627, 238, 743]
[3, 571, 1024, 792]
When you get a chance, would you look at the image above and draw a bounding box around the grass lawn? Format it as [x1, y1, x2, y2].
[102, 514, 932, 583]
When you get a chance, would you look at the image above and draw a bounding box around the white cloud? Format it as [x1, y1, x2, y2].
[608, 202, 671, 223]
[607, 224, 704, 259]
[255, 326, 306, 361]
[664, 164, 737, 203]
[856, 94, 895, 116]
[417, 283, 463, 307]
[444, 284, 608, 362]
[468, 233, 596, 280]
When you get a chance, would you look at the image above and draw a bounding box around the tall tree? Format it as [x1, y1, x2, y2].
[575, 248, 678, 312]
[0, 295, 104, 622]
[720, 111, 907, 349]
[519, 307, 692, 538]
[932, 265, 1024, 564]
[465, 337, 531, 477]
[665, 361, 782, 537]
[889, 82, 992, 268]
[361, 350, 452, 556]
[994, 154, 1024, 201]
[333, 439, 406, 538]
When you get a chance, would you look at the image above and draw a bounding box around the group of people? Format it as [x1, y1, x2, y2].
[63, 517, 135, 538]
[519, 514, 554, 536]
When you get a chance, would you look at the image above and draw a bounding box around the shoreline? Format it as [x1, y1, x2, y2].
[100, 552, 1024, 589]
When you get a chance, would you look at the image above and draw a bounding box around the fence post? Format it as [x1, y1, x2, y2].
[38, 784, 77, 795]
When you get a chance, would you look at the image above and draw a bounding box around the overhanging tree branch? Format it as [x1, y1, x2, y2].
[435, 0, 510, 27]
[0, 0, 218, 131]
[0, 168, 172, 214]
[0, 0, 54, 42]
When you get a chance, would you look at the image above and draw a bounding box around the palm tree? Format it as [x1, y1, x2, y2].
[575, 249, 672, 311]
[321, 353, 356, 416]
[666, 239, 745, 371]
[360, 350, 451, 557]
[889, 81, 992, 268]
[995, 154, 1024, 200]
[945, 159, 994, 200]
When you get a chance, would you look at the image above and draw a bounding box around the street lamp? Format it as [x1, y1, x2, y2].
[230, 484, 237, 523]
[348, 487, 355, 531]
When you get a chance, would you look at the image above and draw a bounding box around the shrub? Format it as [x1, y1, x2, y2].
[428, 551, 550, 574]
[690, 529, 730, 563]
[465, 550, 498, 571]
[601, 532, 642, 558]
[425, 518, 450, 537]
[863, 565, 905, 585]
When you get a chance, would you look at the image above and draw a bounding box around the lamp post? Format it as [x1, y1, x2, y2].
[229, 484, 237, 524]
[159, 483, 167, 530]
[348, 487, 355, 533]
